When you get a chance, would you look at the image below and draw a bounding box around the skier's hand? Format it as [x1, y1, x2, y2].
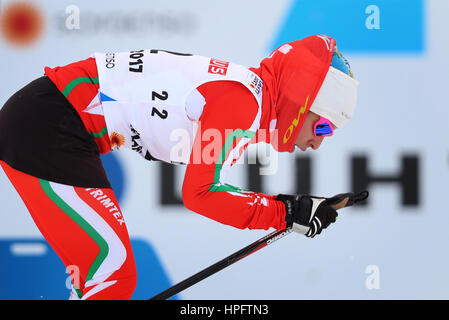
[276, 190, 368, 238]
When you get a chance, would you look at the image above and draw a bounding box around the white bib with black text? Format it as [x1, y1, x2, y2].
[94, 49, 263, 165]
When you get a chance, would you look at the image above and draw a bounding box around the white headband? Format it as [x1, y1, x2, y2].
[310, 66, 359, 128]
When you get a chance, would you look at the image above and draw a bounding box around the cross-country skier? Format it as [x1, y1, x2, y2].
[0, 35, 363, 299]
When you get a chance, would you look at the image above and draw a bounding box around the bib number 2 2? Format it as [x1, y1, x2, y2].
[151, 90, 168, 119]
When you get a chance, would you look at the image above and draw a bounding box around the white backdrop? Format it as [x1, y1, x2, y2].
[0, 0, 448, 299]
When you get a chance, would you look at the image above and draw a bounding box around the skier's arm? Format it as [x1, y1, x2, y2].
[182, 81, 287, 230]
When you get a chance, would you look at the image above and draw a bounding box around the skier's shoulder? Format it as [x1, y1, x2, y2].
[197, 80, 259, 111]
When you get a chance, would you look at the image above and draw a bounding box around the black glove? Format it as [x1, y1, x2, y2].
[277, 190, 369, 238]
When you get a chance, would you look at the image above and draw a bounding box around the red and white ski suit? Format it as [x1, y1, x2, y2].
[0, 36, 334, 299]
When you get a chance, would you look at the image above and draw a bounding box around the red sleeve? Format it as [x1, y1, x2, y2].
[182, 81, 286, 230]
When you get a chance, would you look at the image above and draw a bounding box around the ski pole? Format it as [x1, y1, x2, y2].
[149, 227, 292, 300]
[149, 190, 368, 300]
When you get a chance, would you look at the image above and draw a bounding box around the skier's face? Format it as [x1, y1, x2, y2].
[293, 111, 336, 152]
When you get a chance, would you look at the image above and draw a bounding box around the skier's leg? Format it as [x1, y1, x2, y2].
[1, 160, 137, 300]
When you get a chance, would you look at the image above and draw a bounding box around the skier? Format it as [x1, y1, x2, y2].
[0, 35, 363, 299]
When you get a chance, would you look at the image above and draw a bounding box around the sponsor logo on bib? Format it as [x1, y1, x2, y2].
[208, 58, 229, 76]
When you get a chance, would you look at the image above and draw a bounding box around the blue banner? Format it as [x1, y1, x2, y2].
[271, 0, 425, 53]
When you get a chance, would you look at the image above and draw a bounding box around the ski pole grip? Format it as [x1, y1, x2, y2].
[327, 190, 369, 210]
